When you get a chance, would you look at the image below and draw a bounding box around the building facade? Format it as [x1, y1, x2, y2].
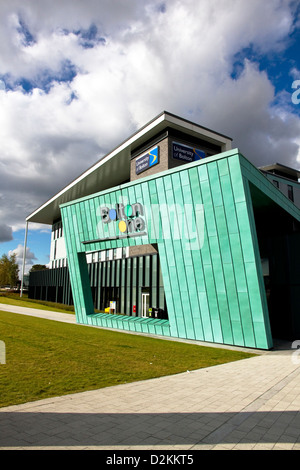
[27, 112, 300, 350]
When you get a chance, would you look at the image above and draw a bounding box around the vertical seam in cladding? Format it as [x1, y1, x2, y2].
[81, 202, 88, 250]
[184, 169, 205, 340]
[126, 187, 135, 249]
[63, 207, 75, 305]
[226, 163, 251, 345]
[156, 177, 181, 335]
[157, 177, 180, 337]
[219, 165, 246, 347]
[89, 198, 96, 252]
[189, 169, 214, 342]
[229, 165, 256, 347]
[202, 163, 223, 343]
[213, 163, 234, 344]
[237, 177, 257, 347]
[134, 183, 146, 247]
[80, 240, 93, 316]
[195, 168, 215, 342]
[207, 163, 231, 343]
[166, 173, 192, 338]
[177, 171, 198, 340]
[102, 193, 110, 249]
[107, 191, 115, 249]
[77, 203, 84, 248]
[218, 161, 246, 346]
[85, 199, 92, 244]
[242, 177, 272, 348]
[174, 172, 197, 340]
[127, 186, 135, 249]
[65, 205, 83, 322]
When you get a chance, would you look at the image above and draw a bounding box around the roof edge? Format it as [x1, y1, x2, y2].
[26, 111, 233, 223]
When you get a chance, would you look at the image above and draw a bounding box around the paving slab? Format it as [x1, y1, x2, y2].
[1, 303, 300, 451]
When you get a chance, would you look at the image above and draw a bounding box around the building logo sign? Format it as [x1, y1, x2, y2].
[97, 202, 146, 241]
[86, 199, 205, 252]
[172, 141, 205, 163]
[135, 146, 159, 175]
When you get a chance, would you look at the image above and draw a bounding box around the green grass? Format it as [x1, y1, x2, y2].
[0, 296, 257, 408]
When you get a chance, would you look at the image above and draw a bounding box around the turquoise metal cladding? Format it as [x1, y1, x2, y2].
[60, 149, 299, 349]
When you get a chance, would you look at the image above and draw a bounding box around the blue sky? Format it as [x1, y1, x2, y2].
[0, 0, 299, 275]
[0, 228, 51, 273]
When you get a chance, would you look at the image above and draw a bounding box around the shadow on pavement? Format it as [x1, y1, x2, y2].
[1, 410, 300, 447]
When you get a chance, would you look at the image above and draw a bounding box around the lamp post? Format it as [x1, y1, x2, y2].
[20, 221, 28, 297]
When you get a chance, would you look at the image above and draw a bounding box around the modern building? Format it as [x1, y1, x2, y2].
[26, 111, 300, 350]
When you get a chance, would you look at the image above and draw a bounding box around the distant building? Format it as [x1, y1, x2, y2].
[26, 112, 300, 349]
[259, 163, 300, 207]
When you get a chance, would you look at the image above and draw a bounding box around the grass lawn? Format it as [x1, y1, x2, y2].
[0, 300, 256, 409]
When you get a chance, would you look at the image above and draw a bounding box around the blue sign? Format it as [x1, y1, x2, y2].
[172, 142, 205, 163]
[136, 146, 159, 175]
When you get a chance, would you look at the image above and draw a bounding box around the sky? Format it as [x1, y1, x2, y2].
[0, 0, 300, 275]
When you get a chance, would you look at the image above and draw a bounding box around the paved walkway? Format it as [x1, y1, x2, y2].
[1, 303, 300, 450]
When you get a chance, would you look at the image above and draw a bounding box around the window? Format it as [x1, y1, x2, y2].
[273, 179, 279, 188]
[288, 185, 294, 202]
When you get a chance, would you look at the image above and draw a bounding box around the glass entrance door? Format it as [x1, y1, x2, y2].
[141, 293, 150, 318]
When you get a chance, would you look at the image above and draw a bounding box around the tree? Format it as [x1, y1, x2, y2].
[0, 253, 19, 288]
[29, 264, 49, 272]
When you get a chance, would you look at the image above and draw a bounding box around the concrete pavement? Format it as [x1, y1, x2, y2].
[1, 303, 300, 450]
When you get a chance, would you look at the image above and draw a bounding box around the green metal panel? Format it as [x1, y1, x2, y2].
[60, 149, 300, 349]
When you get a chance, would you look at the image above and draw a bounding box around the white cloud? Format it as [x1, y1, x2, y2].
[290, 67, 300, 79]
[0, 0, 299, 239]
[9, 243, 37, 275]
[9, 244, 36, 262]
